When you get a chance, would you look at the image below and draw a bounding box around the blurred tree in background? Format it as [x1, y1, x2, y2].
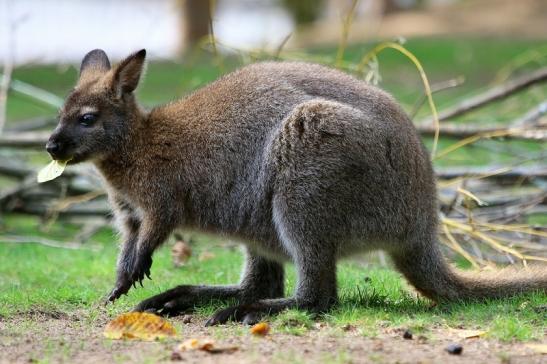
[281, 0, 326, 25]
[182, 0, 211, 48]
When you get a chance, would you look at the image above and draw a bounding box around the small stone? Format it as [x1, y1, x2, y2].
[342, 324, 356, 332]
[314, 322, 327, 330]
[373, 341, 384, 351]
[170, 351, 183, 361]
[403, 329, 413, 340]
[181, 315, 192, 324]
[445, 343, 463, 355]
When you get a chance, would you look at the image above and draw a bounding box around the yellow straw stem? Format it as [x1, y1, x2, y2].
[441, 224, 481, 269]
[434, 129, 514, 160]
[357, 42, 440, 158]
[335, 0, 359, 69]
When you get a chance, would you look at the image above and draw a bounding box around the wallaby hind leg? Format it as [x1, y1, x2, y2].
[205, 198, 338, 325]
[134, 250, 284, 315]
[205, 100, 362, 325]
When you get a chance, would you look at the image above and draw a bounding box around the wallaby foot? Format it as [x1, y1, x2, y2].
[205, 298, 296, 326]
[204, 295, 339, 326]
[135, 252, 285, 316]
[134, 285, 240, 315]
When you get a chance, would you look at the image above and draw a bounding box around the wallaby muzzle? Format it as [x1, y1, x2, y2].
[46, 128, 74, 161]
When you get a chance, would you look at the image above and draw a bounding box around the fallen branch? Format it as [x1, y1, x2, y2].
[5, 117, 57, 132]
[1, 76, 64, 109]
[0, 235, 101, 251]
[421, 67, 547, 123]
[511, 101, 547, 127]
[435, 165, 547, 180]
[410, 77, 465, 119]
[0, 131, 49, 148]
[10, 200, 110, 216]
[0, 65, 13, 134]
[417, 123, 547, 141]
[0, 174, 37, 204]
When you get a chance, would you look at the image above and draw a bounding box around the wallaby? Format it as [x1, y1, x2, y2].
[46, 49, 546, 325]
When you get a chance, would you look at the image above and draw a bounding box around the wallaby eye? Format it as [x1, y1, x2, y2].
[79, 113, 98, 127]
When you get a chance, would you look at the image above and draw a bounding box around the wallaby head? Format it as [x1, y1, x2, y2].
[46, 49, 146, 163]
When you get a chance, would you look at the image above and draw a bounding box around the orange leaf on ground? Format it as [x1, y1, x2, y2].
[178, 338, 215, 351]
[250, 322, 270, 336]
[176, 338, 238, 354]
[525, 344, 547, 354]
[103, 312, 177, 341]
[449, 328, 487, 339]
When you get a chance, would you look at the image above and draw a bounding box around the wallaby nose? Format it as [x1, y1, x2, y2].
[46, 140, 61, 155]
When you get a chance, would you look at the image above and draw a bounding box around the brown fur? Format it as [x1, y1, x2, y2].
[47, 49, 546, 324]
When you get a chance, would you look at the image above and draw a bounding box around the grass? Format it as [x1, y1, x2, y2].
[1, 36, 546, 346]
[1, 213, 545, 343]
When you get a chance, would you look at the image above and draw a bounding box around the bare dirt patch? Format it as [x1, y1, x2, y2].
[0, 311, 544, 364]
[295, 0, 547, 47]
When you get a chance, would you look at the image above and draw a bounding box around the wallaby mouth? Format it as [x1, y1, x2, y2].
[45, 135, 74, 161]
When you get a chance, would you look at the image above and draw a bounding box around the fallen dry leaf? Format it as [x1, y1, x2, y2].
[176, 338, 238, 354]
[198, 251, 216, 261]
[103, 312, 177, 341]
[172, 240, 192, 267]
[525, 343, 547, 354]
[250, 322, 270, 336]
[178, 338, 215, 351]
[449, 328, 487, 339]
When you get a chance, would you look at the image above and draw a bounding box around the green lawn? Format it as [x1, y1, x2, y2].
[1, 37, 546, 344]
[0, 213, 545, 342]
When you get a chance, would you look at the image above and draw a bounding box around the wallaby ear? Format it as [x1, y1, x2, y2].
[80, 49, 111, 77]
[111, 49, 146, 97]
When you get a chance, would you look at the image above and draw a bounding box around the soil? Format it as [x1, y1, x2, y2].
[0, 310, 544, 364]
[294, 0, 547, 47]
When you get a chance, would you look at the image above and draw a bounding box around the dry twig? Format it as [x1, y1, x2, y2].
[421, 67, 547, 123]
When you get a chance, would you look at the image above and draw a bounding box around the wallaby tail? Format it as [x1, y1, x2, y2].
[391, 240, 547, 302]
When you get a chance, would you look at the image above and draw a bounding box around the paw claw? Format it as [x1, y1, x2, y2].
[204, 317, 218, 327]
[106, 287, 121, 304]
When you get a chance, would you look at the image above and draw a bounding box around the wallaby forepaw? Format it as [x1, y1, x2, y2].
[105, 284, 129, 304]
[130, 254, 153, 286]
[106, 271, 136, 302]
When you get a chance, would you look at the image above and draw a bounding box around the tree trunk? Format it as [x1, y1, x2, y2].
[182, 0, 211, 50]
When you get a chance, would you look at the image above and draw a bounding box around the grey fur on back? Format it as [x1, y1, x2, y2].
[148, 62, 435, 253]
